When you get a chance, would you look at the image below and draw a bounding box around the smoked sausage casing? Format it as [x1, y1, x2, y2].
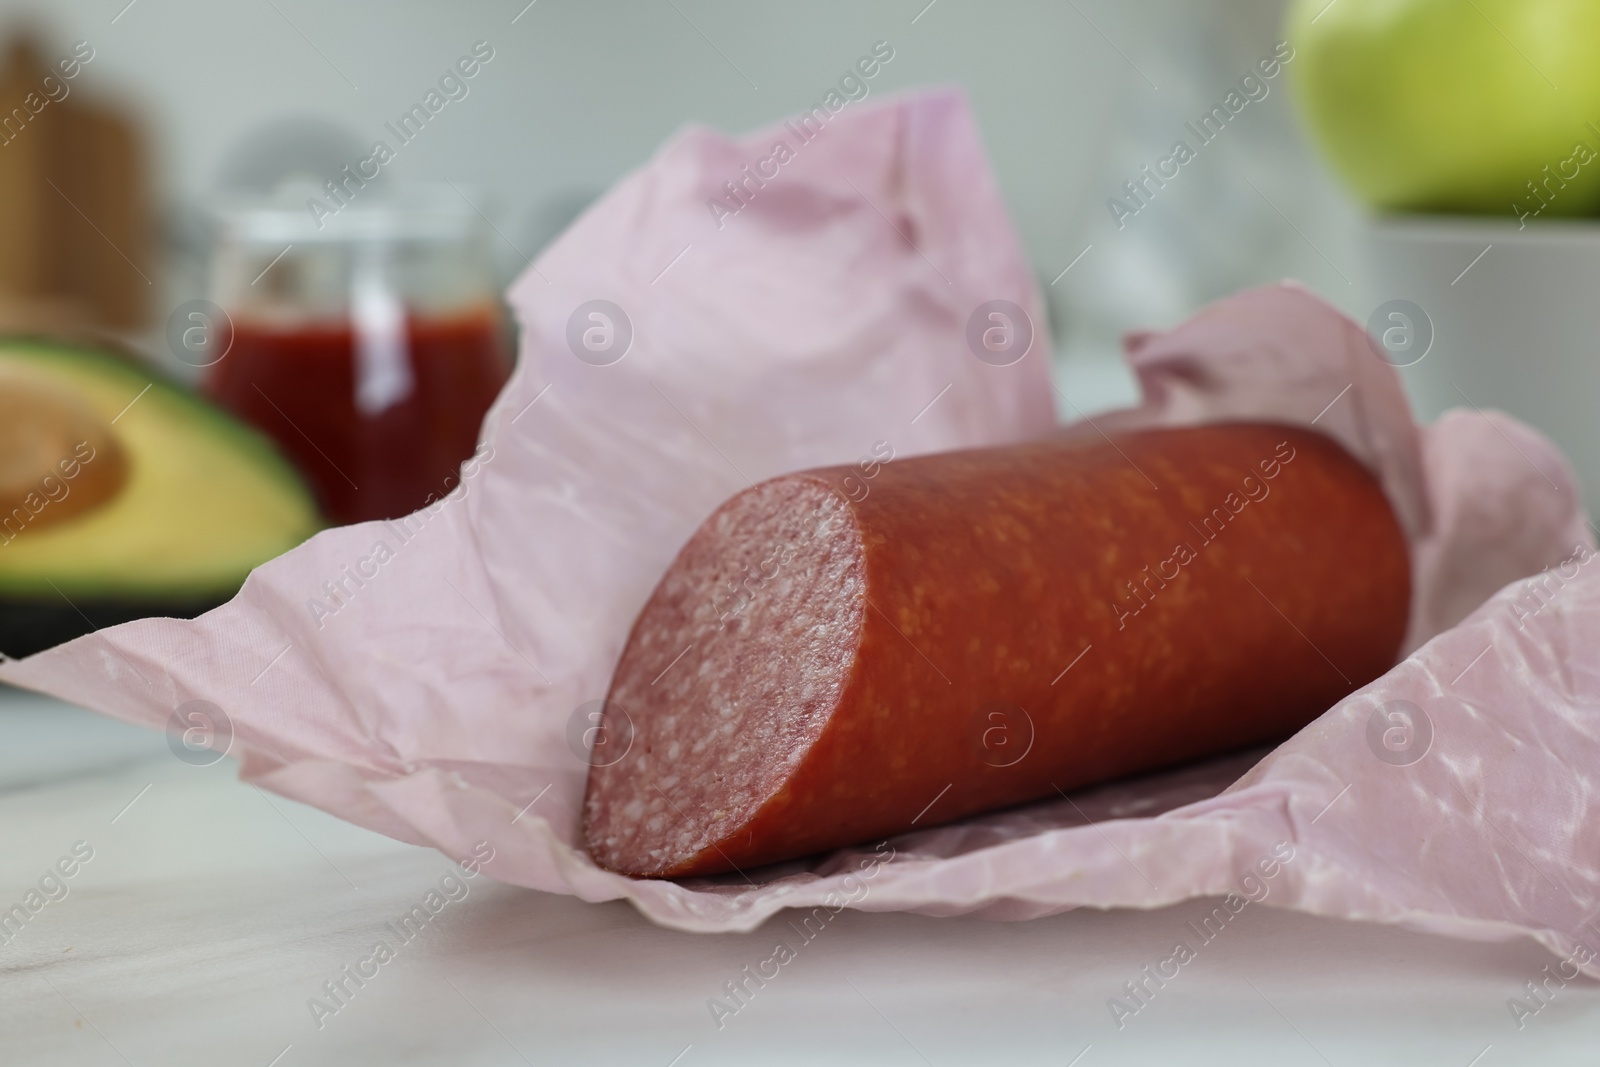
[582, 422, 1410, 877]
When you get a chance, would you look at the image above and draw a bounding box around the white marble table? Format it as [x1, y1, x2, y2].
[2, 685, 1596, 1066]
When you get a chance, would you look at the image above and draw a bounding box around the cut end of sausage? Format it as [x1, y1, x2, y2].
[582, 475, 865, 877]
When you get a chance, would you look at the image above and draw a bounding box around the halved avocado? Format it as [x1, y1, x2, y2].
[0, 337, 322, 656]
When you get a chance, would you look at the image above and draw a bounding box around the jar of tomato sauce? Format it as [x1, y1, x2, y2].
[204, 186, 511, 525]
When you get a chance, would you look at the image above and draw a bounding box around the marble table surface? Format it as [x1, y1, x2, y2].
[2, 685, 1597, 1066]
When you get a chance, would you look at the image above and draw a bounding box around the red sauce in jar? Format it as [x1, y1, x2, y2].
[205, 304, 509, 525]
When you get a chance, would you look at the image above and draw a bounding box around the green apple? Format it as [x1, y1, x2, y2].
[1287, 0, 1600, 216]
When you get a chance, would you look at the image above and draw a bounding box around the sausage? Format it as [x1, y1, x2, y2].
[582, 422, 1410, 877]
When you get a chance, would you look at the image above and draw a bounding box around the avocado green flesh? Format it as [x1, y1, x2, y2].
[0, 339, 321, 605]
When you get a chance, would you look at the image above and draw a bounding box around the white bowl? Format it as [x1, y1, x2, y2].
[1365, 215, 1600, 509]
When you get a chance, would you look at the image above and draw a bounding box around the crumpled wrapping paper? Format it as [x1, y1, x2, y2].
[6, 90, 1600, 972]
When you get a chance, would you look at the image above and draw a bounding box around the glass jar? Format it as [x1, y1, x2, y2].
[203, 184, 510, 525]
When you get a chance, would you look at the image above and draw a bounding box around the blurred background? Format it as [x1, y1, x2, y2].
[0, 0, 1356, 377]
[2, 0, 1597, 654]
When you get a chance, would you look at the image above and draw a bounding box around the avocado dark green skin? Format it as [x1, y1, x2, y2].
[0, 594, 227, 659]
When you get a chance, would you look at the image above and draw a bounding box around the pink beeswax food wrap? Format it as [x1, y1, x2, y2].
[6, 88, 1600, 971]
